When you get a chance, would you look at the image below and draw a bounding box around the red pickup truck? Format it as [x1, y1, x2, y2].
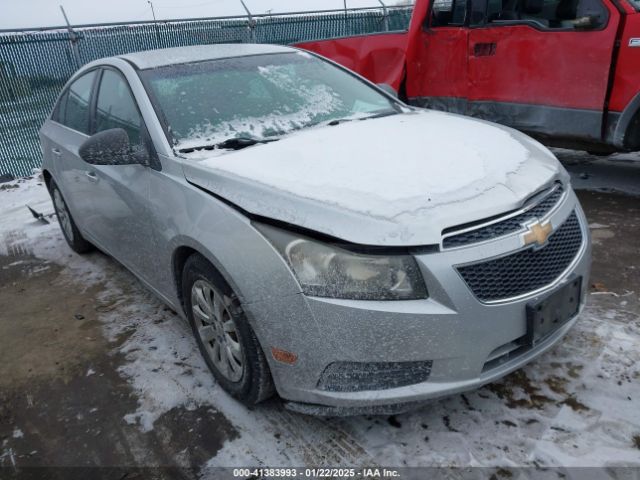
[298, 0, 640, 153]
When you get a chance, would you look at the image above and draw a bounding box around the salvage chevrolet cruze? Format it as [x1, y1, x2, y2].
[39, 44, 591, 415]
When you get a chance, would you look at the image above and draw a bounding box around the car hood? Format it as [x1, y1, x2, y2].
[181, 110, 567, 246]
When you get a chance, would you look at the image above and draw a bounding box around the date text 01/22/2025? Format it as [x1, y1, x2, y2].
[232, 468, 401, 477]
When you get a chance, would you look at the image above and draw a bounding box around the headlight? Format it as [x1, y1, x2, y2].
[255, 223, 428, 300]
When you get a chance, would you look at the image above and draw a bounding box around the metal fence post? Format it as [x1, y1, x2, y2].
[343, 0, 349, 35]
[378, 0, 390, 31]
[239, 0, 257, 43]
[59, 5, 81, 67]
[147, 1, 163, 48]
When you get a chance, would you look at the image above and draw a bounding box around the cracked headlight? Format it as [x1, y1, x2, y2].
[255, 223, 428, 300]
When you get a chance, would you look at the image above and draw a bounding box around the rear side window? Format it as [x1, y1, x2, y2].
[95, 69, 143, 147]
[484, 0, 609, 28]
[55, 70, 96, 134]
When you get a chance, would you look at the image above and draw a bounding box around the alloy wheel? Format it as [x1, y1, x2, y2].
[53, 188, 74, 242]
[190, 279, 244, 382]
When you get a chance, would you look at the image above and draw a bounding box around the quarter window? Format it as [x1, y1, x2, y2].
[54, 70, 96, 134]
[52, 90, 68, 124]
[95, 69, 143, 147]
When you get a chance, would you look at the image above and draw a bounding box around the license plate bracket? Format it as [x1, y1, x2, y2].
[526, 277, 581, 347]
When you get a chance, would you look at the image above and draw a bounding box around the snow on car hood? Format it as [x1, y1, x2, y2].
[182, 110, 567, 246]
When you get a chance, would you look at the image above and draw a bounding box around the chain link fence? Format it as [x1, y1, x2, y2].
[0, 6, 412, 178]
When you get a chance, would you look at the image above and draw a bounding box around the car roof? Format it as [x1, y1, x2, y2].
[118, 44, 297, 69]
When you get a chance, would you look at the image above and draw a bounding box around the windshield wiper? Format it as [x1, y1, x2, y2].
[326, 117, 355, 126]
[359, 109, 399, 121]
[178, 136, 279, 154]
[324, 110, 399, 128]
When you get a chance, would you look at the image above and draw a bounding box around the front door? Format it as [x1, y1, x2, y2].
[86, 67, 157, 282]
[466, 0, 620, 141]
[405, 0, 469, 111]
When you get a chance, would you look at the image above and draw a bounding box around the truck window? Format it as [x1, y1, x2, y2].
[431, 0, 467, 26]
[485, 0, 608, 29]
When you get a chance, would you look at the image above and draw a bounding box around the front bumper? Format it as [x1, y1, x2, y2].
[244, 189, 591, 412]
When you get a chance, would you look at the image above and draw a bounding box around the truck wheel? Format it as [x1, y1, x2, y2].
[182, 254, 274, 405]
[49, 180, 93, 254]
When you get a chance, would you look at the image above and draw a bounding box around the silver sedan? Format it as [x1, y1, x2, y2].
[39, 44, 591, 415]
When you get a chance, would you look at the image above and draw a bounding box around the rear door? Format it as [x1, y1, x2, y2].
[86, 67, 157, 282]
[42, 70, 99, 234]
[466, 0, 620, 141]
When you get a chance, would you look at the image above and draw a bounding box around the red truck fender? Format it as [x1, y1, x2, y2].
[609, 92, 640, 150]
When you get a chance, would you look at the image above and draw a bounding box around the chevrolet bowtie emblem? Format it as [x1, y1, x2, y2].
[523, 220, 552, 247]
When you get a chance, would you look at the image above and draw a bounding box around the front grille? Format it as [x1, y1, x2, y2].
[318, 360, 432, 392]
[443, 184, 564, 248]
[457, 211, 583, 302]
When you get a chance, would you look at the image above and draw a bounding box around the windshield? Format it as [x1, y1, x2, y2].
[141, 51, 398, 151]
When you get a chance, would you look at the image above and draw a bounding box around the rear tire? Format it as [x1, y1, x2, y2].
[182, 254, 274, 405]
[49, 180, 93, 254]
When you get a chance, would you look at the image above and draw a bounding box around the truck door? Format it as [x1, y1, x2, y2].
[405, 0, 470, 111]
[465, 0, 620, 143]
[296, 34, 410, 92]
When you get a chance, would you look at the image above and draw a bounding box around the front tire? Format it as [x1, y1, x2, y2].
[49, 180, 93, 254]
[182, 254, 274, 405]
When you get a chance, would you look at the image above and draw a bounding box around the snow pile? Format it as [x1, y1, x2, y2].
[0, 175, 107, 285]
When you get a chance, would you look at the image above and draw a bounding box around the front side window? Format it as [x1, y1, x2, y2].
[55, 70, 96, 134]
[141, 52, 398, 152]
[485, 0, 608, 28]
[95, 69, 143, 147]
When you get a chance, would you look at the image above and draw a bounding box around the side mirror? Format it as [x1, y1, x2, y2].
[79, 128, 147, 166]
[377, 83, 398, 98]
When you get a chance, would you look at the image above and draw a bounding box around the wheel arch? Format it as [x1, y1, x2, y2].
[170, 242, 247, 316]
[611, 92, 640, 151]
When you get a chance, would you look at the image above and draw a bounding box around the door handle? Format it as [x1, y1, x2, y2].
[85, 171, 98, 183]
[473, 42, 497, 57]
[51, 148, 62, 156]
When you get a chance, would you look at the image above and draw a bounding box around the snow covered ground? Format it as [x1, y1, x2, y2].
[1, 173, 639, 473]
